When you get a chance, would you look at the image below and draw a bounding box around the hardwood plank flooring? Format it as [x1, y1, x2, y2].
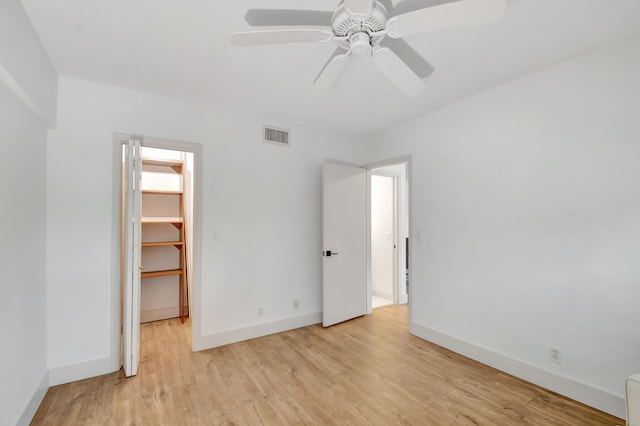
[32, 305, 623, 425]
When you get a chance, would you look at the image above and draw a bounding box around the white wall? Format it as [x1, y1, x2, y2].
[0, 0, 57, 127]
[364, 37, 640, 417]
[0, 2, 56, 423]
[46, 76, 367, 384]
[0, 82, 49, 424]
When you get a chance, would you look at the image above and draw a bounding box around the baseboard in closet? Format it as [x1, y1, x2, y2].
[140, 306, 180, 323]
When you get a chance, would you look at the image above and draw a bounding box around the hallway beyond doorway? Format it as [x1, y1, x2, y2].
[372, 295, 393, 309]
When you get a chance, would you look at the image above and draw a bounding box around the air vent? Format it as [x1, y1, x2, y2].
[263, 125, 290, 147]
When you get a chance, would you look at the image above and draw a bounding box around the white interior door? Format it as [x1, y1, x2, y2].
[322, 162, 367, 327]
[123, 137, 142, 377]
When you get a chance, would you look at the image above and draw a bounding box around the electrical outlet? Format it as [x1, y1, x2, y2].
[293, 299, 299, 310]
[550, 346, 562, 364]
[257, 307, 264, 317]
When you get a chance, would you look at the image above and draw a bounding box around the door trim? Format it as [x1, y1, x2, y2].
[111, 132, 203, 369]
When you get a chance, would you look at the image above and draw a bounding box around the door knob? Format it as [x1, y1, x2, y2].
[323, 250, 339, 257]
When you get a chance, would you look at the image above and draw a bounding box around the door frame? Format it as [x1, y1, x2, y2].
[364, 155, 412, 318]
[111, 132, 203, 367]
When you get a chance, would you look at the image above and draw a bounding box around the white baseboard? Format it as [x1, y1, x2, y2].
[16, 371, 49, 426]
[49, 355, 118, 386]
[194, 312, 322, 351]
[141, 306, 179, 323]
[410, 322, 626, 419]
[47, 313, 320, 386]
[372, 290, 393, 301]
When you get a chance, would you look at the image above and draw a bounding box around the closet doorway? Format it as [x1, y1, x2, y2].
[115, 133, 201, 377]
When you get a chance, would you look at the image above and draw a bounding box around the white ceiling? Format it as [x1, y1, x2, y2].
[20, 0, 640, 135]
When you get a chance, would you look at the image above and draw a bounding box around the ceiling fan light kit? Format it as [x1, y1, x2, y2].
[349, 32, 372, 55]
[231, 0, 506, 97]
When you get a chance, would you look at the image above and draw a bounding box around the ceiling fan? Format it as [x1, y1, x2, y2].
[231, 0, 506, 97]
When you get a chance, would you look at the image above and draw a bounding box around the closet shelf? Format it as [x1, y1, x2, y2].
[142, 189, 183, 195]
[141, 216, 183, 224]
[141, 158, 184, 168]
[142, 241, 184, 248]
[141, 269, 183, 278]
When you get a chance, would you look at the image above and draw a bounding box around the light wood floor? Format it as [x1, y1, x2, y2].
[32, 305, 622, 425]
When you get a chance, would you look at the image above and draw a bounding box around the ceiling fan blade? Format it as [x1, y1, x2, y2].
[379, 37, 434, 79]
[372, 47, 424, 97]
[387, 0, 506, 38]
[344, 0, 375, 16]
[313, 48, 351, 91]
[231, 29, 333, 47]
[245, 9, 334, 27]
[391, 0, 460, 16]
[377, 0, 395, 14]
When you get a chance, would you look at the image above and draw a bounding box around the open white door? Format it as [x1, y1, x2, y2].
[322, 162, 367, 327]
[123, 137, 142, 376]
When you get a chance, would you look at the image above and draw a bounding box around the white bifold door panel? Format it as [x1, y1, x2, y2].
[123, 137, 142, 377]
[322, 162, 367, 327]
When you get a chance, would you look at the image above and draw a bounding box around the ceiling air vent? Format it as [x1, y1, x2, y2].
[263, 125, 290, 147]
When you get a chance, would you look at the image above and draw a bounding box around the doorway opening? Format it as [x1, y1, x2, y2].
[133, 146, 193, 323]
[368, 160, 409, 312]
[115, 133, 201, 377]
[321, 157, 410, 327]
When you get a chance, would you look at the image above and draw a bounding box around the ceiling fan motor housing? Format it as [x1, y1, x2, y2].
[333, 1, 388, 52]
